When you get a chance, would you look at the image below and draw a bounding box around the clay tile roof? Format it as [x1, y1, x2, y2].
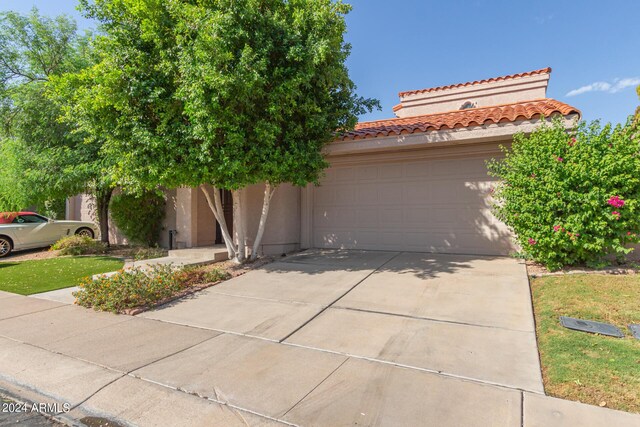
[339, 98, 580, 141]
[398, 67, 552, 98]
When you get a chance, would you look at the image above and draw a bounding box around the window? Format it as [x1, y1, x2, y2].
[13, 214, 48, 224]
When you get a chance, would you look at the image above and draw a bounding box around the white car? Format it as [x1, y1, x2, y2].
[0, 212, 98, 258]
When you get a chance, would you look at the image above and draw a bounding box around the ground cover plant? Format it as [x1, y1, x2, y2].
[531, 273, 640, 412]
[74, 264, 230, 313]
[0, 256, 124, 295]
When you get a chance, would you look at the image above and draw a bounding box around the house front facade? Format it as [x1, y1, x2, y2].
[67, 68, 580, 256]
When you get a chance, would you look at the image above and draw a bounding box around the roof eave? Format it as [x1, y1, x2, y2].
[327, 113, 580, 158]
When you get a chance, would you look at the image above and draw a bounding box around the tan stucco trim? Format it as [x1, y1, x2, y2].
[300, 183, 314, 249]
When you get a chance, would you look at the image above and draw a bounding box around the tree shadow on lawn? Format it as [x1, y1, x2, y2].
[0, 263, 20, 269]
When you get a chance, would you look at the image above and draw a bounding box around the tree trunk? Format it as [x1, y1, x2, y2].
[200, 184, 235, 258]
[232, 189, 246, 263]
[251, 182, 277, 260]
[95, 187, 113, 245]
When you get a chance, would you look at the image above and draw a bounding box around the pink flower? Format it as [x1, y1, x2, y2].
[612, 211, 621, 219]
[530, 173, 536, 178]
[556, 157, 564, 162]
[553, 225, 562, 232]
[528, 238, 537, 245]
[568, 137, 577, 146]
[628, 231, 632, 236]
[607, 196, 625, 208]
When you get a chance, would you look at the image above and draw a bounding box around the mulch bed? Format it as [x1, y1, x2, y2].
[0, 248, 59, 262]
[526, 260, 640, 278]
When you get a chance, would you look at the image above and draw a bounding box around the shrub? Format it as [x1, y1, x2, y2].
[110, 190, 166, 246]
[73, 264, 229, 312]
[74, 265, 181, 312]
[487, 118, 640, 270]
[174, 266, 230, 286]
[51, 235, 108, 256]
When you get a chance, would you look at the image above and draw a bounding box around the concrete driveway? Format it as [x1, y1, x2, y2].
[3, 249, 639, 426]
[136, 249, 547, 424]
[142, 250, 542, 392]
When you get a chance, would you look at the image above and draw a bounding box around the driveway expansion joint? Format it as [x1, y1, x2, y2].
[331, 305, 536, 333]
[281, 340, 542, 394]
[278, 251, 404, 343]
[0, 303, 67, 322]
[281, 357, 350, 418]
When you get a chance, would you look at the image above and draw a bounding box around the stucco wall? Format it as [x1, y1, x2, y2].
[196, 185, 217, 247]
[158, 189, 177, 249]
[241, 183, 301, 256]
[66, 192, 127, 244]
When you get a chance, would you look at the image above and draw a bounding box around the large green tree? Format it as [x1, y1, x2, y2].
[70, 0, 377, 261]
[0, 9, 116, 243]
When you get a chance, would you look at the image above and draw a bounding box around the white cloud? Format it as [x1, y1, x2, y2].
[566, 77, 640, 97]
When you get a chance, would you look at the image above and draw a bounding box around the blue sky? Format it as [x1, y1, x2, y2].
[2, 0, 639, 124]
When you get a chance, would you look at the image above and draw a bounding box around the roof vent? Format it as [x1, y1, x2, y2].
[460, 101, 476, 110]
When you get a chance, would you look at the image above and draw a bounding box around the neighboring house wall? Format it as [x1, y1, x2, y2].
[67, 189, 178, 248]
[66, 192, 127, 244]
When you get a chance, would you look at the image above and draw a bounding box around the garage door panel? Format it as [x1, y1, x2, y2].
[357, 210, 379, 228]
[314, 208, 356, 227]
[355, 183, 379, 204]
[356, 165, 378, 180]
[334, 168, 357, 182]
[378, 183, 404, 204]
[379, 208, 403, 224]
[313, 155, 514, 255]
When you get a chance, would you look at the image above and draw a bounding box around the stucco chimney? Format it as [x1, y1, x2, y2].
[393, 68, 552, 118]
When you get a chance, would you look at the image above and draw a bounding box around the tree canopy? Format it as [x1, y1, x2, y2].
[0, 9, 117, 241]
[67, 0, 378, 260]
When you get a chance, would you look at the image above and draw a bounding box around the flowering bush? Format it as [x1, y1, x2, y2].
[74, 264, 229, 312]
[488, 118, 640, 270]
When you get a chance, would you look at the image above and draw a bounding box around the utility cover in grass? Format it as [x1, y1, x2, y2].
[629, 324, 640, 340]
[559, 316, 624, 338]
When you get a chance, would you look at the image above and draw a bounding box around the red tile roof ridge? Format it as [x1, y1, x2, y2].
[340, 98, 580, 141]
[398, 67, 552, 98]
[355, 98, 550, 128]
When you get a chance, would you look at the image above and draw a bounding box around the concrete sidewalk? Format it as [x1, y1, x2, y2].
[0, 252, 639, 426]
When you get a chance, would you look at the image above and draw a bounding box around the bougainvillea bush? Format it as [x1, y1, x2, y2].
[488, 118, 640, 270]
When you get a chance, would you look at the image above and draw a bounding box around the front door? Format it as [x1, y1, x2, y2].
[215, 189, 233, 244]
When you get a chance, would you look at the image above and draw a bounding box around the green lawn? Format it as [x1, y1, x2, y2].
[0, 257, 124, 295]
[531, 274, 640, 413]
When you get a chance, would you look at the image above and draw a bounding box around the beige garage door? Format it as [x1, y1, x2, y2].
[312, 153, 514, 255]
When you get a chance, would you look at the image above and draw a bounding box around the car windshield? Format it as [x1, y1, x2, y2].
[12, 214, 48, 224]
